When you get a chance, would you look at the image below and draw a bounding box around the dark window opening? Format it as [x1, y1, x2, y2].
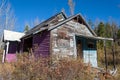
[23, 36, 33, 52]
[8, 41, 19, 54]
[73, 17, 84, 24]
[87, 41, 95, 49]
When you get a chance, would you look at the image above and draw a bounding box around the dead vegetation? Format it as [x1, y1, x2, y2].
[0, 48, 119, 80]
[0, 53, 110, 80]
[97, 43, 120, 80]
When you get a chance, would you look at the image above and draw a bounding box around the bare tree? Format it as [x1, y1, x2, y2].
[61, 8, 65, 13]
[33, 17, 40, 26]
[24, 17, 40, 31]
[68, 0, 75, 15]
[0, 0, 16, 48]
[0, 0, 16, 31]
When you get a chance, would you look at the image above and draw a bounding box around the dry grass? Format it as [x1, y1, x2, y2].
[97, 45, 120, 80]
[0, 53, 96, 80]
[0, 47, 119, 80]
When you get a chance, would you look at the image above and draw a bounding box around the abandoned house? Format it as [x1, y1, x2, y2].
[2, 12, 113, 67]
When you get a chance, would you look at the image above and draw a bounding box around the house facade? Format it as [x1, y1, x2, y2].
[50, 16, 98, 67]
[21, 12, 100, 67]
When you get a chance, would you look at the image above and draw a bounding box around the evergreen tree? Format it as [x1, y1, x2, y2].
[105, 22, 112, 38]
[24, 25, 29, 32]
[97, 22, 105, 37]
[105, 23, 112, 46]
[117, 29, 120, 39]
[111, 23, 118, 40]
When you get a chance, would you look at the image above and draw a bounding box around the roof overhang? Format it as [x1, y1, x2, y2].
[3, 30, 25, 42]
[75, 33, 113, 41]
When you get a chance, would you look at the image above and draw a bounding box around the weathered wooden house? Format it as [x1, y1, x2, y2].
[20, 12, 113, 67]
[2, 12, 113, 67]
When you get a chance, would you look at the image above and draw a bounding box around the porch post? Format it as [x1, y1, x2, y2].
[6, 42, 9, 54]
[74, 35, 77, 58]
[112, 40, 116, 69]
[2, 43, 6, 63]
[2, 42, 9, 62]
[104, 40, 108, 72]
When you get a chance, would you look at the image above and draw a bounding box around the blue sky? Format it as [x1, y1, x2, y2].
[10, 0, 120, 32]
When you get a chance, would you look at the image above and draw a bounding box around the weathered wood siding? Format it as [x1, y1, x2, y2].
[33, 31, 50, 57]
[51, 19, 93, 58]
[51, 26, 76, 59]
[66, 20, 93, 36]
[51, 19, 97, 67]
[51, 19, 88, 59]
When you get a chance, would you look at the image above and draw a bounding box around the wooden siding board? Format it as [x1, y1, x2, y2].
[33, 31, 50, 57]
[51, 23, 75, 59]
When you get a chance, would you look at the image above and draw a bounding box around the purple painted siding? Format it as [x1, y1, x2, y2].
[33, 31, 50, 57]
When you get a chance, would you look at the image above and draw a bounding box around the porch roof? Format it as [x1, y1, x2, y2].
[3, 30, 25, 42]
[75, 33, 113, 41]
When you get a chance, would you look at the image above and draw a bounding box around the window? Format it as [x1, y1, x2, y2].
[87, 40, 96, 49]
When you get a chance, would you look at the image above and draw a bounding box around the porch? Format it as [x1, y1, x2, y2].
[75, 33, 114, 70]
[75, 36, 97, 67]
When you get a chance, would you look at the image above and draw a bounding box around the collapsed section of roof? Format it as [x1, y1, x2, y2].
[23, 12, 67, 38]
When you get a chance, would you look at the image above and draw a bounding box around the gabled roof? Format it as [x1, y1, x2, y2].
[23, 12, 67, 38]
[48, 14, 113, 41]
[22, 12, 97, 38]
[48, 13, 97, 36]
[3, 30, 25, 42]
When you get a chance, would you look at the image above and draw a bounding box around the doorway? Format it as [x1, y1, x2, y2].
[76, 37, 83, 58]
[23, 36, 33, 52]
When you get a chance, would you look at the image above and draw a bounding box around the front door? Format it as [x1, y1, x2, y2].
[76, 39, 83, 58]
